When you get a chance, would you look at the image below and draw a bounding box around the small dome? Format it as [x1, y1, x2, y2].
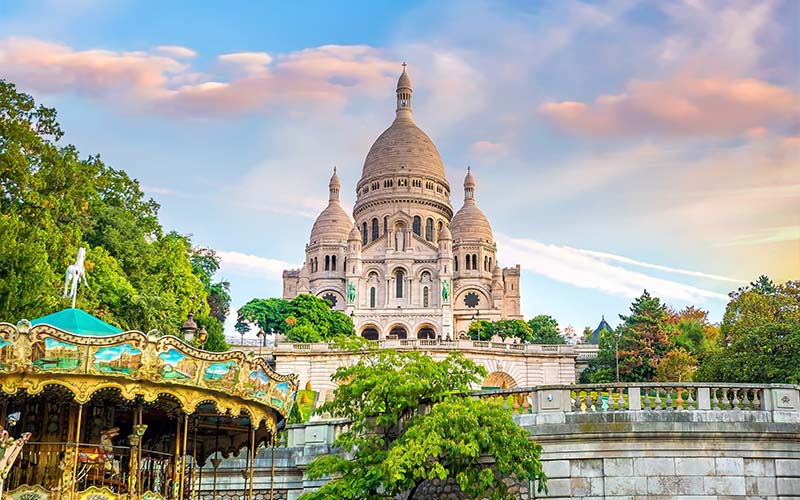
[451, 168, 493, 243]
[310, 202, 352, 243]
[492, 264, 502, 278]
[348, 225, 362, 242]
[397, 67, 411, 91]
[438, 225, 452, 241]
[310, 167, 353, 244]
[451, 204, 493, 243]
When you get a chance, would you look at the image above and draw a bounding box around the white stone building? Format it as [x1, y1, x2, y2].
[283, 67, 522, 340]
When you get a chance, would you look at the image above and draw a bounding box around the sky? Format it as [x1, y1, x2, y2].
[1, 0, 798, 336]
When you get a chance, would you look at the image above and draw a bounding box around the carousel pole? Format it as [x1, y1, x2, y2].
[173, 414, 182, 500]
[269, 431, 276, 500]
[178, 413, 189, 500]
[248, 425, 256, 500]
[190, 419, 198, 500]
[211, 418, 221, 500]
[71, 403, 84, 500]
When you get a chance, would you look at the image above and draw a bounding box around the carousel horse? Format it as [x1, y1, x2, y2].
[76, 426, 120, 474]
[63, 247, 89, 308]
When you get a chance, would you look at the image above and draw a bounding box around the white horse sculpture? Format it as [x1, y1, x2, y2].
[63, 247, 89, 308]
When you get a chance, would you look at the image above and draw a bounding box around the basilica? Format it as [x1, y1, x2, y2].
[282, 67, 522, 340]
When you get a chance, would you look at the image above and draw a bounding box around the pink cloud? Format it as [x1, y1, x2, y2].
[540, 74, 799, 137]
[0, 38, 398, 117]
[470, 140, 507, 155]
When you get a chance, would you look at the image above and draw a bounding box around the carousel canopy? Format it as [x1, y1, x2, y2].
[31, 307, 124, 336]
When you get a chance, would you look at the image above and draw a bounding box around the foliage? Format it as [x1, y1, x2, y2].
[191, 248, 231, 324]
[0, 80, 222, 340]
[236, 294, 354, 341]
[467, 319, 493, 341]
[300, 342, 546, 499]
[697, 279, 800, 384]
[581, 290, 674, 383]
[655, 348, 697, 382]
[527, 315, 566, 344]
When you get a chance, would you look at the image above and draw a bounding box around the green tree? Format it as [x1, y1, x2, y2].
[236, 297, 290, 335]
[493, 319, 533, 341]
[300, 341, 546, 499]
[697, 279, 800, 383]
[655, 348, 697, 382]
[467, 320, 494, 341]
[528, 315, 566, 344]
[0, 80, 217, 339]
[236, 294, 355, 341]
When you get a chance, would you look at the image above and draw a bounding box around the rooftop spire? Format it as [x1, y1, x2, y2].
[464, 166, 476, 202]
[396, 63, 413, 119]
[329, 166, 341, 202]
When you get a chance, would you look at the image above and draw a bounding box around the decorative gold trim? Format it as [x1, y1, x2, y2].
[4, 484, 51, 500]
[76, 485, 118, 499]
[0, 322, 298, 426]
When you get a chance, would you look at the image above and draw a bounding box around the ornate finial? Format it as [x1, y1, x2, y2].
[402, 61, 407, 71]
[333, 165, 337, 174]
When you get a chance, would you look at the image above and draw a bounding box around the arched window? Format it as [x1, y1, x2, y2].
[331, 255, 337, 271]
[395, 270, 404, 298]
[412, 216, 421, 236]
[324, 255, 330, 271]
[362, 222, 368, 246]
[371, 218, 379, 242]
[484, 256, 488, 271]
[384, 216, 388, 234]
[465, 255, 470, 270]
[423, 287, 429, 307]
[489, 257, 492, 270]
[438, 220, 443, 231]
[425, 218, 433, 241]
[370, 287, 376, 308]
[313, 257, 318, 272]
[472, 254, 477, 270]
[454, 256, 459, 272]
[362, 327, 379, 340]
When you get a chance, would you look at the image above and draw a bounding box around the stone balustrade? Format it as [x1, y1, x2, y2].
[270, 338, 579, 354]
[471, 382, 800, 419]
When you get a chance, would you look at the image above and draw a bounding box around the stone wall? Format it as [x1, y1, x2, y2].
[200, 384, 800, 500]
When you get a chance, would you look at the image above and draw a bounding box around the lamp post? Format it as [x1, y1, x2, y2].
[256, 329, 266, 357]
[198, 326, 208, 351]
[614, 330, 622, 383]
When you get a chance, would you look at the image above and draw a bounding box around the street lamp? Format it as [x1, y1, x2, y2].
[614, 330, 622, 383]
[256, 329, 266, 356]
[198, 326, 208, 350]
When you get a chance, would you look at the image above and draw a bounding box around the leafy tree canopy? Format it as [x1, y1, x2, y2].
[0, 80, 226, 348]
[697, 278, 799, 384]
[236, 294, 354, 342]
[300, 339, 546, 499]
[527, 315, 566, 344]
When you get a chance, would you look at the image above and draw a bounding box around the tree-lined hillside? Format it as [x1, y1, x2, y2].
[0, 81, 228, 349]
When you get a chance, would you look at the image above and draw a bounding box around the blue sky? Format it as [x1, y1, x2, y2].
[1, 0, 797, 336]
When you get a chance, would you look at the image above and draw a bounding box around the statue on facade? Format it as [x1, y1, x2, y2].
[441, 279, 450, 303]
[63, 247, 89, 308]
[347, 281, 356, 304]
[395, 230, 405, 251]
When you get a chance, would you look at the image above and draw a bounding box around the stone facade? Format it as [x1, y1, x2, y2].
[283, 67, 522, 341]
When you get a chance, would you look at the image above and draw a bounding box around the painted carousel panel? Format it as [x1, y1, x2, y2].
[90, 343, 143, 376]
[31, 337, 84, 373]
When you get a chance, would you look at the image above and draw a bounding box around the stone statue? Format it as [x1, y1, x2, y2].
[63, 247, 89, 308]
[441, 279, 450, 303]
[347, 280, 356, 304]
[395, 230, 405, 251]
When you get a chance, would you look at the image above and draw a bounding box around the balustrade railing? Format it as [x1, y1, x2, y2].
[273, 339, 584, 356]
[471, 383, 795, 416]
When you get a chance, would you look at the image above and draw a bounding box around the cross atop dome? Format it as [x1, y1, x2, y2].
[329, 166, 341, 201]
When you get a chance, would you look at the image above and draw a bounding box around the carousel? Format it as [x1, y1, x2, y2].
[0, 305, 298, 500]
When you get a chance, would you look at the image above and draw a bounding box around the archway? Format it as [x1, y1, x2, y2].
[417, 325, 436, 339]
[388, 325, 408, 339]
[483, 371, 517, 390]
[361, 326, 379, 341]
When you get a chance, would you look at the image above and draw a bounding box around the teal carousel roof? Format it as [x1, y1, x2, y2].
[30, 307, 124, 336]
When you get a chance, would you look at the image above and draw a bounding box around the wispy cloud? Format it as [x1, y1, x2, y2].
[217, 250, 296, 279]
[540, 75, 799, 137]
[721, 226, 800, 247]
[496, 234, 730, 303]
[0, 37, 398, 117]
